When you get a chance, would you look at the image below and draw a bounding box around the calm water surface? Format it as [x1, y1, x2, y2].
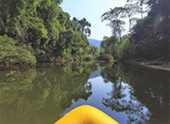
[0, 62, 169, 124]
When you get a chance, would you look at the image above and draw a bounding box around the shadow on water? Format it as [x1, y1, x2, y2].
[0, 62, 169, 124]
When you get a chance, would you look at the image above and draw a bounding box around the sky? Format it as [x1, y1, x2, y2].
[60, 0, 127, 40]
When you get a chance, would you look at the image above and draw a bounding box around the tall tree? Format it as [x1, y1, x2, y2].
[78, 18, 91, 37]
[127, 0, 148, 18]
[123, 3, 139, 31]
[101, 7, 126, 42]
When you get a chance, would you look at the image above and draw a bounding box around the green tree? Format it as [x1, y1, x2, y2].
[100, 36, 119, 56]
[0, 0, 96, 66]
[130, 0, 170, 59]
[124, 3, 139, 31]
[101, 7, 126, 42]
[127, 0, 148, 18]
[78, 18, 91, 37]
[101, 0, 170, 61]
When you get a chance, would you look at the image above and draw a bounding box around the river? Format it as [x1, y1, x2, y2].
[0, 62, 169, 124]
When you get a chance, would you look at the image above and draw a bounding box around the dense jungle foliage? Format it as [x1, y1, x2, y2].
[101, 0, 170, 61]
[0, 0, 98, 67]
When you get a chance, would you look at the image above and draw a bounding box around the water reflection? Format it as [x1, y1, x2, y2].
[101, 63, 170, 123]
[0, 62, 98, 124]
[101, 65, 151, 123]
[0, 62, 169, 124]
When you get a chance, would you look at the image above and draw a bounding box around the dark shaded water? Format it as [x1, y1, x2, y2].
[0, 62, 169, 124]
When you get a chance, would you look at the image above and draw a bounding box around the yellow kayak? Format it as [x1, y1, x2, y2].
[54, 105, 119, 124]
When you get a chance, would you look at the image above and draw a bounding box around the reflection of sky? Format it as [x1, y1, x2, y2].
[119, 82, 151, 123]
[62, 74, 151, 124]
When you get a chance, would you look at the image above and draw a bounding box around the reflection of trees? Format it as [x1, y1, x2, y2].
[122, 64, 170, 124]
[0, 62, 98, 124]
[101, 64, 169, 123]
[0, 69, 37, 104]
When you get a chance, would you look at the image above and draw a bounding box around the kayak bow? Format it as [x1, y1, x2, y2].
[54, 105, 119, 124]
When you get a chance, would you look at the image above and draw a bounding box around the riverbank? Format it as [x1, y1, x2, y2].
[1, 56, 169, 72]
[0, 56, 97, 71]
[138, 62, 170, 72]
[0, 61, 35, 71]
[126, 60, 170, 72]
